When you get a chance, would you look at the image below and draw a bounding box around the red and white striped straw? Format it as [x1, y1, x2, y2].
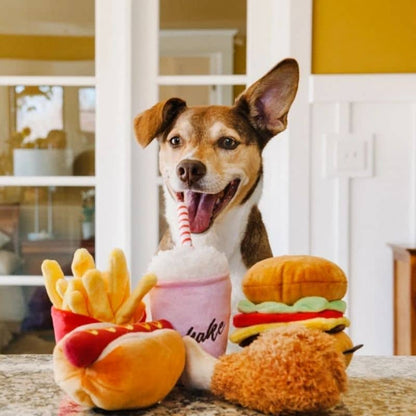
[177, 201, 193, 247]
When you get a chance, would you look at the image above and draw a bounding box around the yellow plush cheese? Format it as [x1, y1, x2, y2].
[229, 317, 350, 345]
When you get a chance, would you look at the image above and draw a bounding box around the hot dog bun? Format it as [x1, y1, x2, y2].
[242, 255, 347, 305]
[54, 323, 185, 410]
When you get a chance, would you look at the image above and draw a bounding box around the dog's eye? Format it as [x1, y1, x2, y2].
[169, 136, 182, 148]
[218, 137, 239, 150]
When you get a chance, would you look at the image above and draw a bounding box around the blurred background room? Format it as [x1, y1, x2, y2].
[0, 0, 415, 356]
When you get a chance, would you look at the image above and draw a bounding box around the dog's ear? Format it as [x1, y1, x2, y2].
[235, 58, 299, 146]
[134, 98, 187, 147]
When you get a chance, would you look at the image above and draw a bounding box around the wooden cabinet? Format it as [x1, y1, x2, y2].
[389, 244, 416, 355]
[21, 239, 95, 276]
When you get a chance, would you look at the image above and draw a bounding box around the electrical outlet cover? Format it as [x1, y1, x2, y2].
[336, 139, 366, 172]
[323, 133, 374, 178]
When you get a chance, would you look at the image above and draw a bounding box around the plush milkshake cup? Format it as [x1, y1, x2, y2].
[148, 246, 231, 357]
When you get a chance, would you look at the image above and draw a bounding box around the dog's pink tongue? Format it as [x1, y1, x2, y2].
[184, 191, 216, 233]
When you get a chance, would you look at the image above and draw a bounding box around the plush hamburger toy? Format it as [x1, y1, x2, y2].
[229, 255, 361, 366]
[180, 255, 357, 414]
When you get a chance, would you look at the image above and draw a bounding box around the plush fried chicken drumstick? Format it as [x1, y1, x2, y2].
[182, 326, 348, 415]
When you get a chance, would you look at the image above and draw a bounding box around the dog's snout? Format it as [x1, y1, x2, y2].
[176, 159, 207, 186]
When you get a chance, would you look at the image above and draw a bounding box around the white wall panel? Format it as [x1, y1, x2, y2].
[310, 97, 415, 355]
[252, 0, 312, 256]
[349, 102, 413, 355]
[310, 102, 338, 260]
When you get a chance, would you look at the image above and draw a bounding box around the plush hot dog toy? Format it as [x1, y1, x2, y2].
[43, 248, 187, 411]
[54, 320, 185, 410]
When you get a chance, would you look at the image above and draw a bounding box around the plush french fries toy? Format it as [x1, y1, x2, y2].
[42, 248, 156, 341]
[42, 248, 186, 411]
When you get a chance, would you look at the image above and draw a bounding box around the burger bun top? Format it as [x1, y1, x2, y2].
[242, 255, 347, 305]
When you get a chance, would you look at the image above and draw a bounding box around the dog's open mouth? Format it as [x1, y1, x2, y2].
[176, 179, 240, 234]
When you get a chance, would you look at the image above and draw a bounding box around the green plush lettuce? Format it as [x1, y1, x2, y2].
[238, 296, 346, 314]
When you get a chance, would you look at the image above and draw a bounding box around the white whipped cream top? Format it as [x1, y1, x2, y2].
[147, 246, 229, 282]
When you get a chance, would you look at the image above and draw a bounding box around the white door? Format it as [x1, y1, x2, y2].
[0, 0, 96, 333]
[0, 0, 133, 343]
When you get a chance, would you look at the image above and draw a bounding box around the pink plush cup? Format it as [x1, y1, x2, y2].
[150, 274, 231, 357]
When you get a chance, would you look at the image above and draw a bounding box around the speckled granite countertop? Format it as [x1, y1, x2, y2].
[0, 355, 415, 415]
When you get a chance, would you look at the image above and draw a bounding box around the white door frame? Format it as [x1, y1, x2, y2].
[95, 0, 135, 270]
[130, 0, 160, 283]
[248, 0, 312, 256]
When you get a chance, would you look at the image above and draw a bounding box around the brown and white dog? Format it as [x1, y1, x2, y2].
[134, 58, 299, 310]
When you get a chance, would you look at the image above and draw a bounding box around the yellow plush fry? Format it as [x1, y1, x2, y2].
[115, 274, 157, 324]
[132, 301, 146, 322]
[108, 249, 130, 313]
[71, 248, 95, 279]
[70, 277, 88, 300]
[56, 278, 68, 299]
[101, 271, 110, 290]
[63, 280, 89, 315]
[83, 269, 114, 322]
[41, 260, 64, 308]
[62, 279, 75, 307]
[66, 290, 89, 316]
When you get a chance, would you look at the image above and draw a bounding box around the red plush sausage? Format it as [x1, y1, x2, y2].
[63, 320, 173, 368]
[51, 306, 147, 342]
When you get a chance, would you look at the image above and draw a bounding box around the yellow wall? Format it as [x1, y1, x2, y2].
[0, 35, 94, 60]
[313, 0, 416, 73]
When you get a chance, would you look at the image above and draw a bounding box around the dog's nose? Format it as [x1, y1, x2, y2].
[176, 159, 207, 186]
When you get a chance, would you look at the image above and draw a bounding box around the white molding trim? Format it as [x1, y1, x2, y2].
[0, 276, 84, 285]
[157, 75, 247, 85]
[0, 176, 95, 187]
[410, 103, 416, 245]
[0, 276, 44, 286]
[160, 29, 238, 39]
[95, 0, 132, 270]
[0, 76, 95, 86]
[333, 102, 352, 277]
[311, 74, 416, 103]
[130, 0, 160, 284]
[251, 0, 312, 255]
